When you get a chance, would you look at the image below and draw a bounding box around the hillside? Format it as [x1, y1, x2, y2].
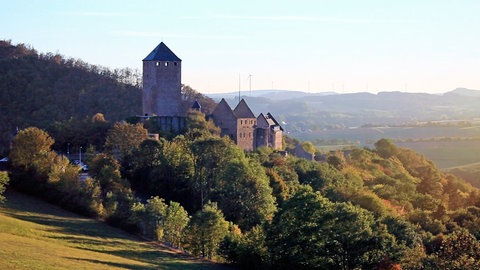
[0, 40, 142, 155]
[0, 190, 233, 270]
[0, 40, 216, 155]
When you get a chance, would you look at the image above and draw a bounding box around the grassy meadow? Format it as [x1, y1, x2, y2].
[396, 139, 480, 169]
[0, 191, 233, 270]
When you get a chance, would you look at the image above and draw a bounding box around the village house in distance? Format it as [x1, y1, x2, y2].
[141, 42, 283, 151]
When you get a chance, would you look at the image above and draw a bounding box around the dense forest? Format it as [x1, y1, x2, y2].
[0, 40, 216, 155]
[3, 40, 480, 269]
[5, 117, 480, 269]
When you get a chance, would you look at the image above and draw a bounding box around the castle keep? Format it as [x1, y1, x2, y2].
[143, 42, 182, 116]
[142, 42, 185, 131]
[142, 42, 283, 151]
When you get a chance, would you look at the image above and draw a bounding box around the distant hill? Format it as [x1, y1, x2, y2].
[207, 89, 480, 134]
[445, 87, 480, 97]
[206, 89, 336, 100]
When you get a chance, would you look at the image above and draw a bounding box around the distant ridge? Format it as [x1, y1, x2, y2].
[445, 88, 480, 97]
[206, 89, 336, 100]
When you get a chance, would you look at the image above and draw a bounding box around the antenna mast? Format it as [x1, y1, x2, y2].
[238, 73, 241, 104]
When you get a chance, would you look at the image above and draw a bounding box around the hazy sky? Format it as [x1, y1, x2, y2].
[2, 0, 479, 94]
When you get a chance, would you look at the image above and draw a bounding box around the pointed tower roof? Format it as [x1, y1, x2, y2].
[192, 99, 202, 111]
[143, 42, 181, 61]
[212, 98, 235, 117]
[233, 99, 255, 118]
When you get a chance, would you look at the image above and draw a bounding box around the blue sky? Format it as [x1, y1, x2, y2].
[2, 0, 479, 94]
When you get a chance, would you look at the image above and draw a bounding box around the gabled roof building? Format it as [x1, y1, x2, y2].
[256, 113, 284, 150]
[211, 99, 283, 151]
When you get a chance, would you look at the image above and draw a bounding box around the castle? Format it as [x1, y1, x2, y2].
[142, 42, 283, 151]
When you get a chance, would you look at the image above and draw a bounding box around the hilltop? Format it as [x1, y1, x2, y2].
[0, 190, 233, 270]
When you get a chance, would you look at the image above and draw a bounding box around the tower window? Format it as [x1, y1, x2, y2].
[156, 62, 160, 66]
[165, 62, 169, 67]
[174, 62, 177, 66]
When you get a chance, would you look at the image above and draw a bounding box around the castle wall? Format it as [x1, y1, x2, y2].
[143, 60, 182, 116]
[271, 129, 283, 150]
[255, 128, 268, 148]
[237, 118, 255, 151]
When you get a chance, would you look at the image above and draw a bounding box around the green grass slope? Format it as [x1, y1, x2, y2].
[0, 191, 233, 270]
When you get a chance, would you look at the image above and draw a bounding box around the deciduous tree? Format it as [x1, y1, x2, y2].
[104, 122, 148, 161]
[183, 202, 229, 259]
[9, 127, 54, 169]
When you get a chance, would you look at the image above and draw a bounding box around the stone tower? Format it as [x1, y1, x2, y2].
[143, 42, 182, 116]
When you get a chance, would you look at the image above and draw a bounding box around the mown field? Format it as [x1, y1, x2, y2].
[397, 140, 480, 169]
[0, 191, 233, 270]
[298, 126, 480, 168]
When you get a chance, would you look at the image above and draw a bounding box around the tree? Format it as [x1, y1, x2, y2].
[189, 136, 239, 209]
[128, 138, 166, 195]
[427, 229, 480, 269]
[104, 122, 148, 161]
[0, 171, 9, 203]
[185, 110, 220, 137]
[267, 186, 400, 270]
[183, 202, 229, 259]
[180, 84, 217, 115]
[144, 196, 168, 240]
[9, 127, 54, 169]
[215, 157, 276, 230]
[224, 225, 270, 269]
[163, 201, 189, 247]
[88, 153, 122, 194]
[375, 139, 398, 159]
[301, 141, 316, 154]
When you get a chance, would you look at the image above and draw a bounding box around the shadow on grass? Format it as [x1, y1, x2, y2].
[4, 191, 133, 240]
[3, 191, 236, 270]
[64, 257, 155, 270]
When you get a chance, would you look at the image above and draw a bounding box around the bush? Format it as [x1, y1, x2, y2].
[0, 171, 9, 203]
